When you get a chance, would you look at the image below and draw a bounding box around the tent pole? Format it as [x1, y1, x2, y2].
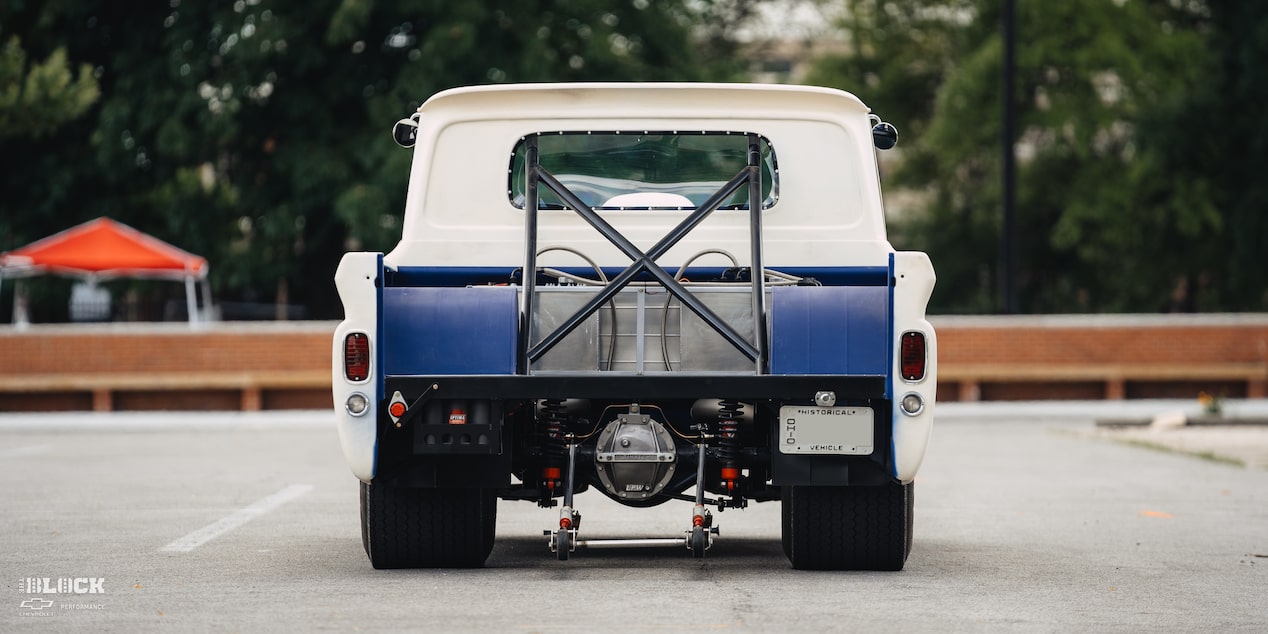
[200, 276, 213, 323]
[13, 280, 30, 329]
[185, 274, 198, 327]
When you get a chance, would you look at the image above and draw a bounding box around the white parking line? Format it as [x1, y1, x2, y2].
[160, 484, 314, 553]
[0, 444, 51, 458]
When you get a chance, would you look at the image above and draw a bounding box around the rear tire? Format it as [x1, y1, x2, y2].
[780, 486, 792, 559]
[359, 482, 371, 557]
[905, 481, 915, 558]
[360, 481, 497, 568]
[782, 481, 913, 571]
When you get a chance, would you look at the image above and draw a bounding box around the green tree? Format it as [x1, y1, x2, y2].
[1, 0, 749, 320]
[1119, 0, 1268, 311]
[0, 35, 99, 139]
[809, 0, 1263, 313]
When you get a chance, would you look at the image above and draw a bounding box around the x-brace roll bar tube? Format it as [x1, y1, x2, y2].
[521, 133, 768, 373]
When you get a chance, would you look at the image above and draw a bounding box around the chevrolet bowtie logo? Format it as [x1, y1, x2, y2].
[20, 598, 55, 610]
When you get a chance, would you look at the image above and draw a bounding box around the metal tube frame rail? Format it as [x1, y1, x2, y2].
[521, 132, 768, 375]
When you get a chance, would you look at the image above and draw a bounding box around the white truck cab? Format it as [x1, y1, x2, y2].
[333, 83, 936, 570]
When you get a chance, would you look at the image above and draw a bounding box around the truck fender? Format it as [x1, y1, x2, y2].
[332, 251, 383, 482]
[891, 251, 937, 482]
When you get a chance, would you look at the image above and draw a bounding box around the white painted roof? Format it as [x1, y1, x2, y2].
[388, 83, 894, 270]
[416, 82, 871, 119]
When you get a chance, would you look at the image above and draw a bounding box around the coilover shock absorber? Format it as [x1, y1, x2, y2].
[538, 399, 569, 505]
[716, 399, 742, 493]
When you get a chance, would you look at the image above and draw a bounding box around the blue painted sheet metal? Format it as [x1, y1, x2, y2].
[768, 285, 890, 375]
[374, 254, 384, 475]
[886, 252, 896, 400]
[373, 254, 383, 394]
[388, 266, 891, 288]
[887, 252, 897, 476]
[382, 286, 519, 375]
[388, 267, 518, 288]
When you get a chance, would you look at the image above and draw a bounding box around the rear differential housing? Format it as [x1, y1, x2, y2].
[594, 406, 677, 501]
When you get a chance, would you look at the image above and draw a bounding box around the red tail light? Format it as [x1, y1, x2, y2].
[344, 333, 370, 381]
[900, 331, 926, 381]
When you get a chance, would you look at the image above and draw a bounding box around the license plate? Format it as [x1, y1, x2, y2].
[777, 406, 874, 455]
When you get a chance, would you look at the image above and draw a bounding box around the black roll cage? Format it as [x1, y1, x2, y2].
[519, 132, 769, 375]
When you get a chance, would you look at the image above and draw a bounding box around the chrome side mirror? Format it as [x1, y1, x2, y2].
[392, 112, 421, 148]
[869, 114, 899, 150]
[872, 122, 898, 150]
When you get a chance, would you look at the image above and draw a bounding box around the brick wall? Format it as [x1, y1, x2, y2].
[0, 322, 335, 412]
[2, 315, 1266, 411]
[932, 314, 1268, 401]
[3, 323, 332, 375]
[934, 314, 1268, 366]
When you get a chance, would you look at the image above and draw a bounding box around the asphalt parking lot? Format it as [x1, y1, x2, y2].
[2, 401, 1266, 632]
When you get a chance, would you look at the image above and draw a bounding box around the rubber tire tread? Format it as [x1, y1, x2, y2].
[905, 482, 915, 558]
[783, 482, 911, 571]
[361, 481, 496, 569]
[360, 482, 371, 557]
[780, 486, 792, 559]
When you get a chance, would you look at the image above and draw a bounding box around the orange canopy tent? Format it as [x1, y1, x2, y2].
[0, 217, 211, 325]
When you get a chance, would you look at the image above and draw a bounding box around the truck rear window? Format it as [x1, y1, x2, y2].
[509, 131, 778, 211]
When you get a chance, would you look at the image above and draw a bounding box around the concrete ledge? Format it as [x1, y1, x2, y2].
[1096, 416, 1268, 428]
[931, 313, 1268, 328]
[939, 363, 1267, 401]
[939, 363, 1268, 382]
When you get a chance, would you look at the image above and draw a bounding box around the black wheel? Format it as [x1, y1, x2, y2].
[359, 481, 371, 557]
[782, 481, 912, 571]
[780, 486, 792, 559]
[556, 529, 571, 561]
[690, 525, 707, 558]
[361, 481, 497, 569]
[905, 482, 916, 558]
